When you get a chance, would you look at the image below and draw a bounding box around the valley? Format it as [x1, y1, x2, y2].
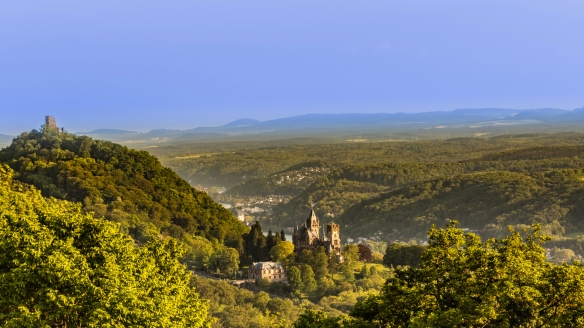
[4, 121, 584, 327]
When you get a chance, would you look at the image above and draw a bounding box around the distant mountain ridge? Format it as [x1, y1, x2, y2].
[75, 107, 584, 142]
[77, 129, 138, 134]
[220, 118, 262, 128]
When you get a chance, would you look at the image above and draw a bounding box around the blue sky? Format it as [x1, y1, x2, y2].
[1, 1, 583, 134]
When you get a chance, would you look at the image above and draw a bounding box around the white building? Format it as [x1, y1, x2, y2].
[248, 262, 287, 283]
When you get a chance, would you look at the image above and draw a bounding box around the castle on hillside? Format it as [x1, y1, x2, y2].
[292, 209, 342, 259]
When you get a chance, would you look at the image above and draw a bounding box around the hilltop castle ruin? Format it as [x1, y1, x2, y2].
[44, 116, 64, 133]
[45, 116, 57, 130]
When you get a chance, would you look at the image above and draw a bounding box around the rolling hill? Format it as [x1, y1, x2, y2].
[267, 143, 584, 241]
[0, 129, 246, 246]
[338, 170, 584, 240]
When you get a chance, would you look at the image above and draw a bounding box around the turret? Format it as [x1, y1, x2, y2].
[326, 222, 341, 253]
[304, 209, 320, 239]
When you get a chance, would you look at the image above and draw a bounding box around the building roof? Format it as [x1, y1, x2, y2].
[250, 262, 285, 270]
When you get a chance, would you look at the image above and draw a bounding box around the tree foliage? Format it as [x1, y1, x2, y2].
[301, 265, 318, 293]
[243, 221, 268, 261]
[383, 243, 426, 268]
[0, 165, 211, 327]
[191, 276, 316, 328]
[347, 222, 584, 327]
[270, 241, 295, 263]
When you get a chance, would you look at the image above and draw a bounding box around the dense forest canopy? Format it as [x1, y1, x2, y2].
[337, 168, 584, 240]
[0, 165, 211, 327]
[0, 129, 246, 245]
[271, 154, 584, 240]
[162, 133, 584, 188]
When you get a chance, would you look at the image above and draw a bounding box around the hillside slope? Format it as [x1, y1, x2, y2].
[339, 170, 584, 240]
[275, 155, 584, 225]
[170, 133, 584, 189]
[0, 129, 246, 245]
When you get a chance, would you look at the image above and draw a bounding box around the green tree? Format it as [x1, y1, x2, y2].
[211, 246, 240, 274]
[554, 248, 576, 263]
[182, 235, 215, 270]
[301, 265, 317, 293]
[316, 276, 336, 295]
[253, 291, 271, 310]
[270, 241, 295, 263]
[286, 266, 304, 297]
[382, 243, 426, 268]
[293, 310, 344, 328]
[350, 222, 584, 327]
[0, 166, 211, 327]
[342, 244, 360, 264]
[266, 229, 282, 251]
[301, 247, 329, 281]
[340, 262, 355, 282]
[359, 264, 370, 278]
[243, 221, 268, 261]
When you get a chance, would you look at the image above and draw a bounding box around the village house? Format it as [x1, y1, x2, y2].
[248, 262, 287, 283]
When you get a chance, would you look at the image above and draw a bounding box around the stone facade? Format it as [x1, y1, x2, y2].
[326, 223, 342, 255]
[248, 262, 287, 283]
[292, 210, 342, 258]
[45, 116, 58, 130]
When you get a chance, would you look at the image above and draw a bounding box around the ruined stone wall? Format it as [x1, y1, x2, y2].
[45, 116, 58, 130]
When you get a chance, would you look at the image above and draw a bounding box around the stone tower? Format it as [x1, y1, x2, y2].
[306, 209, 320, 239]
[45, 116, 58, 131]
[326, 223, 341, 254]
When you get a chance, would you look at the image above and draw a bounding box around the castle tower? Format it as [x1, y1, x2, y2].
[45, 116, 58, 131]
[326, 222, 341, 254]
[305, 209, 320, 240]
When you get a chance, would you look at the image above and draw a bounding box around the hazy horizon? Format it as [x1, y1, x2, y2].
[2, 1, 584, 134]
[4, 106, 584, 136]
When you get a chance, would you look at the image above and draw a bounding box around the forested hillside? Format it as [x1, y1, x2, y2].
[149, 132, 584, 254]
[0, 129, 246, 246]
[225, 160, 334, 198]
[470, 145, 584, 162]
[275, 154, 584, 236]
[164, 134, 584, 188]
[340, 169, 584, 239]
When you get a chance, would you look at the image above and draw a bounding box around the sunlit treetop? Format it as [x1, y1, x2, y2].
[0, 165, 212, 327]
